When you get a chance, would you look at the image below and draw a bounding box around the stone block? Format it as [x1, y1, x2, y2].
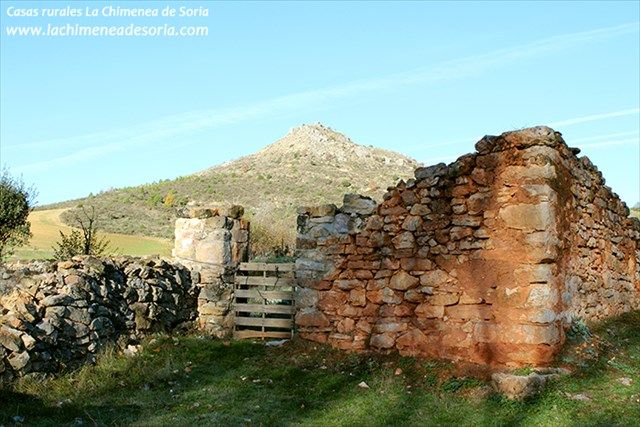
[349, 289, 367, 307]
[392, 232, 415, 249]
[295, 308, 330, 327]
[370, 332, 396, 349]
[342, 194, 377, 215]
[501, 165, 557, 184]
[414, 304, 444, 318]
[526, 284, 559, 308]
[420, 270, 452, 288]
[389, 271, 419, 290]
[499, 203, 555, 232]
[296, 288, 319, 308]
[445, 304, 493, 320]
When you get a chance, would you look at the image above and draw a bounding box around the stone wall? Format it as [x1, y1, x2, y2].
[0, 256, 197, 382]
[173, 206, 250, 336]
[295, 126, 640, 368]
[0, 206, 250, 381]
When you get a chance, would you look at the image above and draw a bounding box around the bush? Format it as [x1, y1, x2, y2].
[249, 218, 295, 260]
[0, 169, 36, 261]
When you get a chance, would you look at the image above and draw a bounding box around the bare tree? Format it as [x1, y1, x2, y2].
[53, 205, 110, 259]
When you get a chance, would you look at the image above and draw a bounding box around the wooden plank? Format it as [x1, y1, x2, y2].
[233, 330, 292, 339]
[234, 289, 294, 300]
[234, 276, 296, 287]
[234, 303, 295, 314]
[238, 262, 295, 272]
[235, 317, 294, 328]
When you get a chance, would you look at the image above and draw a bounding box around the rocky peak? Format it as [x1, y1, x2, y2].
[260, 123, 415, 167]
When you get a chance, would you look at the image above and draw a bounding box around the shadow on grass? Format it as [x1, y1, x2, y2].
[1, 311, 639, 426]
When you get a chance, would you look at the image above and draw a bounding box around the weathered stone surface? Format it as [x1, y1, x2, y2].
[0, 257, 199, 382]
[389, 271, 419, 291]
[445, 304, 492, 320]
[499, 203, 555, 231]
[392, 232, 415, 249]
[342, 194, 377, 215]
[492, 372, 547, 400]
[294, 126, 640, 370]
[414, 304, 444, 318]
[370, 333, 396, 349]
[420, 270, 452, 288]
[295, 308, 330, 327]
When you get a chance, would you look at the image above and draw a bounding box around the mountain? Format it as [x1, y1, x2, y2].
[51, 124, 419, 255]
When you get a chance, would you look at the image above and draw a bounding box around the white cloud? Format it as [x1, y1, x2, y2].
[12, 21, 640, 172]
[549, 108, 640, 127]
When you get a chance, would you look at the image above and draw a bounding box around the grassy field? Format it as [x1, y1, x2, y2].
[2, 312, 638, 426]
[12, 209, 172, 260]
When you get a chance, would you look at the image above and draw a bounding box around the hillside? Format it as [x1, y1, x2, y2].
[51, 124, 418, 255]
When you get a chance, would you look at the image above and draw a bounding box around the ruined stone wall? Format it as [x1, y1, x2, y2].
[173, 206, 249, 336]
[295, 126, 640, 368]
[0, 257, 197, 382]
[557, 151, 640, 321]
[0, 206, 250, 382]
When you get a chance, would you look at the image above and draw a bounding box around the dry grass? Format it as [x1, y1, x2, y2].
[12, 209, 172, 260]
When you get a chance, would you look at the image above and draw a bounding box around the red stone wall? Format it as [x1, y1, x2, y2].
[295, 126, 640, 368]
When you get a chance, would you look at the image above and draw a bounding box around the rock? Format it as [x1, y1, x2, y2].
[414, 304, 444, 318]
[499, 203, 555, 232]
[392, 232, 415, 250]
[502, 165, 557, 183]
[295, 308, 330, 327]
[618, 377, 633, 386]
[0, 326, 23, 352]
[124, 344, 141, 357]
[564, 392, 591, 402]
[420, 270, 452, 287]
[295, 288, 319, 308]
[491, 372, 547, 400]
[370, 333, 395, 349]
[21, 334, 36, 350]
[357, 381, 370, 389]
[8, 350, 30, 370]
[389, 271, 419, 291]
[342, 194, 377, 215]
[298, 204, 337, 217]
[414, 163, 448, 181]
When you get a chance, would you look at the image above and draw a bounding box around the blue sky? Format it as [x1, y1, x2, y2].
[1, 1, 639, 206]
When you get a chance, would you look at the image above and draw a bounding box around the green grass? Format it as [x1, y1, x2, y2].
[2, 312, 639, 426]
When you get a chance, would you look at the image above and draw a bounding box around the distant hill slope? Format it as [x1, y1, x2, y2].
[50, 124, 419, 254]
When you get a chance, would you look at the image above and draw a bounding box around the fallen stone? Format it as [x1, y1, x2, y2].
[491, 372, 548, 400]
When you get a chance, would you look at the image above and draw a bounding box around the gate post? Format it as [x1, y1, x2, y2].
[172, 206, 249, 337]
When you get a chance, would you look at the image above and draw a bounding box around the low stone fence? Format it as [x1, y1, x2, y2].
[0, 206, 250, 382]
[0, 256, 197, 382]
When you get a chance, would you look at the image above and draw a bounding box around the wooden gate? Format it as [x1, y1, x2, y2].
[233, 262, 296, 340]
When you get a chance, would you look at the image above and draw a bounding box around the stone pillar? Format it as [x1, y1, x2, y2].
[173, 206, 249, 337]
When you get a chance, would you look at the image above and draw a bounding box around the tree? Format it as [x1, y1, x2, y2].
[0, 169, 36, 261]
[53, 205, 110, 259]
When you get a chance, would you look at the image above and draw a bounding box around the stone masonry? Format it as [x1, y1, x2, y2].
[0, 205, 249, 382]
[295, 126, 640, 368]
[173, 205, 250, 337]
[0, 256, 198, 382]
